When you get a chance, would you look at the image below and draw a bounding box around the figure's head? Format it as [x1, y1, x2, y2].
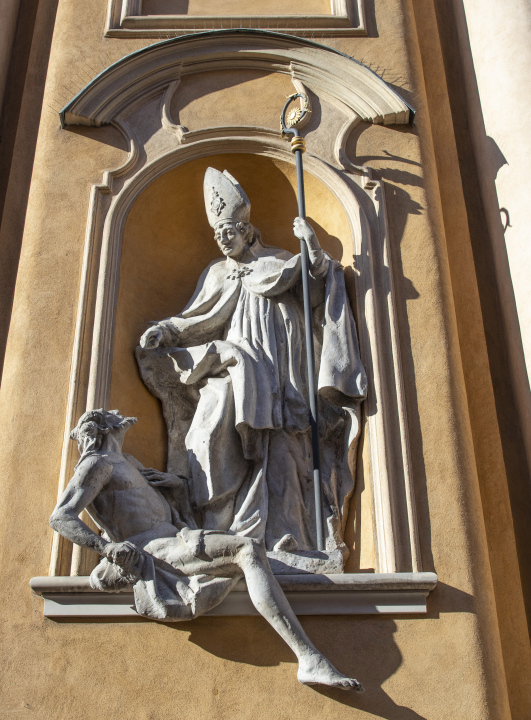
[70, 409, 137, 455]
[214, 220, 254, 258]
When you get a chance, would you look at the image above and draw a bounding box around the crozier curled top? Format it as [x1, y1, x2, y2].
[59, 29, 414, 129]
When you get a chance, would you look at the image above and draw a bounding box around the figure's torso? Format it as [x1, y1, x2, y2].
[87, 455, 173, 541]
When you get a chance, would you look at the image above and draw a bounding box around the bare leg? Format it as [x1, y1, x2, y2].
[152, 531, 363, 690]
[234, 539, 364, 691]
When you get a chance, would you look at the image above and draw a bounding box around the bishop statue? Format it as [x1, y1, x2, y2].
[137, 168, 366, 561]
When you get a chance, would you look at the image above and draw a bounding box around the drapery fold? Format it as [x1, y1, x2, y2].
[137, 242, 366, 553]
[90, 529, 240, 621]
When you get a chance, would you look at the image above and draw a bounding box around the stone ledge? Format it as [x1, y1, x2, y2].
[30, 572, 437, 618]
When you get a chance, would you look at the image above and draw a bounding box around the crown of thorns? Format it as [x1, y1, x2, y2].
[70, 409, 133, 441]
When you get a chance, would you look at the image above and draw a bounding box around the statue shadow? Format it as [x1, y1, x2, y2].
[307, 216, 344, 262]
[158, 582, 471, 719]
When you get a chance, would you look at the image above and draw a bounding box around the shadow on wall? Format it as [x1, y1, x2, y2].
[52, 581, 474, 719]
[181, 616, 428, 719]
[154, 582, 472, 720]
[0, 0, 61, 382]
[484, 135, 512, 233]
[363, 0, 379, 38]
[144, 0, 190, 13]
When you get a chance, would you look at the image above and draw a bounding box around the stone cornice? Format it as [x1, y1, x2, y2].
[31, 572, 438, 617]
[60, 30, 414, 129]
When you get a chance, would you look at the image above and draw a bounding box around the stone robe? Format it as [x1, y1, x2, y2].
[90, 528, 240, 622]
[136, 240, 366, 554]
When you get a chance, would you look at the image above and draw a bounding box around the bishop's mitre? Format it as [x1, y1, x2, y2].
[204, 167, 251, 228]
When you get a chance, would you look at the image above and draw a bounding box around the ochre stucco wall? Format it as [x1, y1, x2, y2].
[0, 0, 530, 718]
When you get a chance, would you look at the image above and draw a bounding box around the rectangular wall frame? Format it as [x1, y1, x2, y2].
[106, 0, 368, 37]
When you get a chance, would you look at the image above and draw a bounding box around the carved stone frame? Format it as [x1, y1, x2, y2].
[39, 31, 435, 615]
[106, 0, 368, 37]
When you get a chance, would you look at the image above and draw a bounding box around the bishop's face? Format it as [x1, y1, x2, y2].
[214, 221, 248, 260]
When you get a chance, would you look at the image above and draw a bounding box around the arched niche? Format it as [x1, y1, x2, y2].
[49, 32, 426, 592]
[111, 154, 351, 468]
[108, 153, 375, 572]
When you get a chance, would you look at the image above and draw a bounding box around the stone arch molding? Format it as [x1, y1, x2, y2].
[61, 30, 412, 129]
[52, 31, 426, 602]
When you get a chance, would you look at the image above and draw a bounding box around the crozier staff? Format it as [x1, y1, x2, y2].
[137, 168, 366, 557]
[280, 91, 324, 549]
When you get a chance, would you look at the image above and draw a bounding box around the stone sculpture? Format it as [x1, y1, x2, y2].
[137, 168, 367, 564]
[49, 408, 364, 691]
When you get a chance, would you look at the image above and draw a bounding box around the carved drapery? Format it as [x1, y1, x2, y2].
[51, 30, 421, 584]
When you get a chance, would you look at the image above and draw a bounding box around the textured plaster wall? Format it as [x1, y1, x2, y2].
[0, 0, 529, 718]
[0, 0, 60, 377]
[143, 0, 330, 15]
[459, 0, 531, 386]
[0, 0, 20, 117]
[444, 0, 531, 647]
[405, 0, 531, 715]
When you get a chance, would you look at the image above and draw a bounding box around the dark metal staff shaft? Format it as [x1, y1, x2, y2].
[290, 128, 325, 552]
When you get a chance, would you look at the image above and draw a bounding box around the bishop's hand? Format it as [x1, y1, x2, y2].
[140, 468, 186, 488]
[140, 325, 163, 349]
[293, 217, 320, 254]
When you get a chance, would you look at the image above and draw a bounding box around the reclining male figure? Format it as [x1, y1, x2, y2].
[50, 409, 363, 691]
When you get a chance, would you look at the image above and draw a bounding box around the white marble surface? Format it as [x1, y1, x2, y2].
[31, 572, 438, 617]
[48, 408, 370, 689]
[137, 169, 367, 563]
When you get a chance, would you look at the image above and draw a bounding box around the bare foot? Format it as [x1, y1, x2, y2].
[297, 654, 364, 692]
[273, 534, 299, 552]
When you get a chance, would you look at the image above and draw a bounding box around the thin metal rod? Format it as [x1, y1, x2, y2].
[293, 132, 325, 551]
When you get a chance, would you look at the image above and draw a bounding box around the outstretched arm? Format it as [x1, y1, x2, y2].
[139, 261, 238, 350]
